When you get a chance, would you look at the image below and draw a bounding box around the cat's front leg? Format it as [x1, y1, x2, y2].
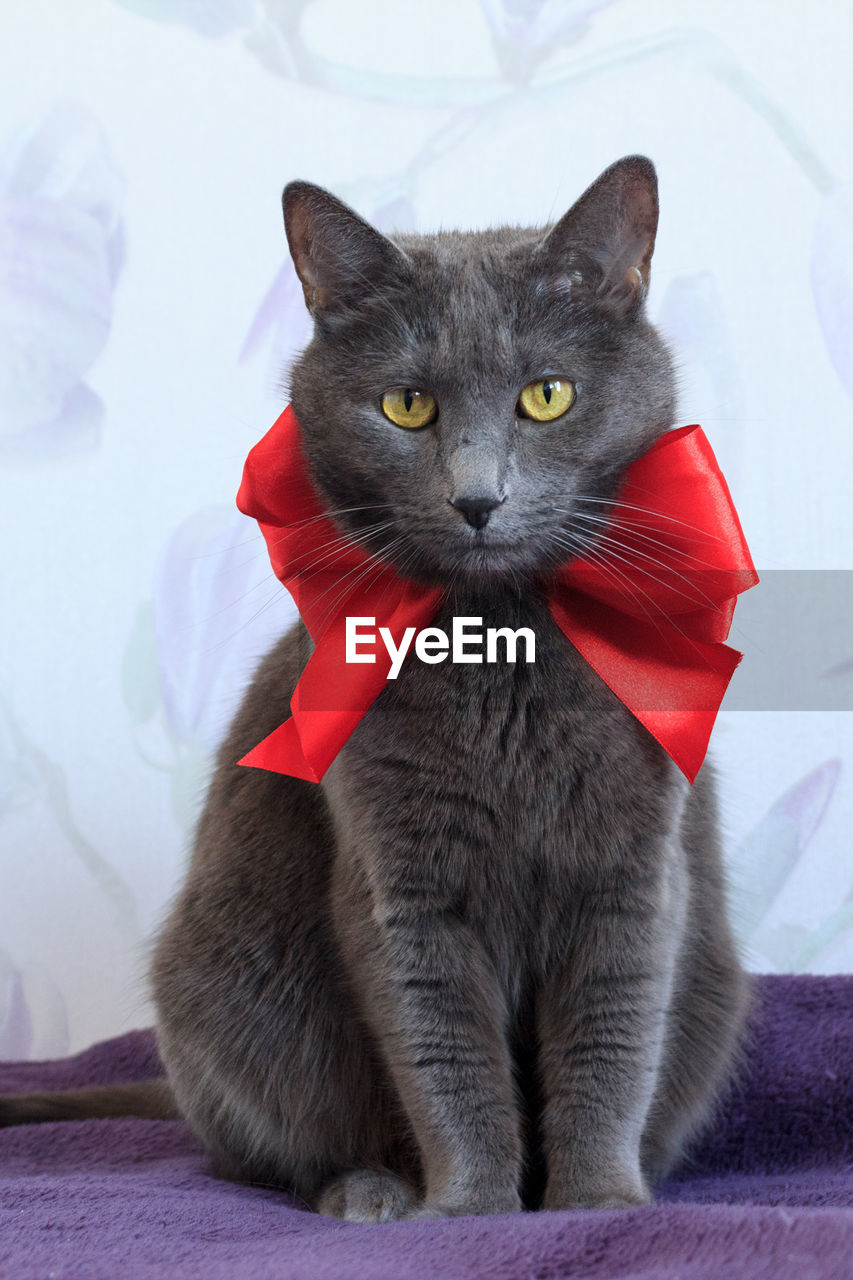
[538, 856, 684, 1211]
[353, 886, 523, 1218]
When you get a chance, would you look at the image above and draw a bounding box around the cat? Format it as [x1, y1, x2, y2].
[1, 156, 750, 1222]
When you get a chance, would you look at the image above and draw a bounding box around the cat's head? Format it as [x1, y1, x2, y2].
[284, 156, 675, 586]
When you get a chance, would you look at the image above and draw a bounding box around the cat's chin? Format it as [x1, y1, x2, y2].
[419, 543, 545, 588]
[462, 546, 535, 576]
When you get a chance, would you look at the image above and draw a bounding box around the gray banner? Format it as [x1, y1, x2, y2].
[724, 571, 853, 711]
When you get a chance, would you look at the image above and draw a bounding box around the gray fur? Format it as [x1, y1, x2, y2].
[5, 158, 751, 1219]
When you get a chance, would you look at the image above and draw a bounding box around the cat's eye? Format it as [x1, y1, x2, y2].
[381, 388, 438, 430]
[517, 378, 575, 422]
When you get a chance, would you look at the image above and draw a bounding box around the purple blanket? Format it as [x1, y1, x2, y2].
[1, 975, 851, 1279]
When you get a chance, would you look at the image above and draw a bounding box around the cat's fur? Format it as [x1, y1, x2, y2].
[2, 158, 749, 1221]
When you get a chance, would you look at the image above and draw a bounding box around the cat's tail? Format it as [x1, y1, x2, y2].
[0, 1079, 179, 1125]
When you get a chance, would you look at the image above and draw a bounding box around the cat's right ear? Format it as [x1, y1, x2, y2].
[282, 182, 409, 321]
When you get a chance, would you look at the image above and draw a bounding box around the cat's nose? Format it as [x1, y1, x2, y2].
[450, 495, 503, 530]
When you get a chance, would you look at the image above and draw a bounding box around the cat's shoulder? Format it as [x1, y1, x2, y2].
[208, 618, 310, 791]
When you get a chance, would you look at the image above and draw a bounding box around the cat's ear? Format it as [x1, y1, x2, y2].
[282, 182, 410, 320]
[542, 156, 658, 313]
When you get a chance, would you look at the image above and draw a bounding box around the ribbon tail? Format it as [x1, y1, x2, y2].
[236, 634, 386, 780]
[631, 644, 743, 784]
[237, 717, 320, 782]
[238, 581, 445, 782]
[237, 710, 364, 782]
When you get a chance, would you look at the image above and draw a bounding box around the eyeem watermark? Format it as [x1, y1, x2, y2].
[346, 616, 536, 679]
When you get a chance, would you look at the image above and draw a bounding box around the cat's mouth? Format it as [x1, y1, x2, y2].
[443, 534, 550, 583]
[363, 515, 555, 585]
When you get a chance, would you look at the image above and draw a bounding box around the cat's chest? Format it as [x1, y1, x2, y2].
[330, 589, 664, 858]
[324, 589, 679, 981]
[376, 592, 622, 755]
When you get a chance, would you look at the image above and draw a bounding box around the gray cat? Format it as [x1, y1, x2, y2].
[1, 156, 749, 1222]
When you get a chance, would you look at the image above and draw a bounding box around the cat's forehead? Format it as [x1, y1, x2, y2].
[394, 224, 544, 294]
[382, 225, 586, 379]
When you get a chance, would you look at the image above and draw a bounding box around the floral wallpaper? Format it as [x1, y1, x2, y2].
[1, 0, 852, 1056]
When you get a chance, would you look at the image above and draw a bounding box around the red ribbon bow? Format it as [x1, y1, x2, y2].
[236, 406, 757, 784]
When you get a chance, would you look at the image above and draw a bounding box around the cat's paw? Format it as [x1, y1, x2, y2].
[543, 1166, 652, 1212]
[315, 1169, 415, 1223]
[407, 1188, 522, 1219]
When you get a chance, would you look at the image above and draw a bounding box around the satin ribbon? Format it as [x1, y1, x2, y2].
[236, 406, 757, 784]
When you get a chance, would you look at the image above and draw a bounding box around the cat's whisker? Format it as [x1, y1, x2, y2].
[189, 533, 273, 560]
[196, 582, 290, 660]
[175, 572, 297, 634]
[577, 510, 715, 549]
[304, 545, 401, 616]
[207, 506, 393, 579]
[551, 524, 668, 628]
[283, 519, 397, 569]
[568, 511, 706, 564]
[558, 523, 725, 671]
[199, 525, 401, 649]
[311, 557, 397, 634]
[309, 535, 410, 631]
[376, 539, 422, 603]
[553, 508, 723, 571]
[290, 523, 397, 583]
[284, 528, 371, 572]
[548, 528, 672, 644]
[571, 495, 725, 544]
[564, 520, 725, 615]
[568, 513, 726, 586]
[171, 529, 394, 637]
[263, 504, 392, 554]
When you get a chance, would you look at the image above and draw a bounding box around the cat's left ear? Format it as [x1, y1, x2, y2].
[282, 181, 410, 321]
[542, 155, 658, 314]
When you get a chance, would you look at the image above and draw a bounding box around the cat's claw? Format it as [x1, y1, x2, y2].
[315, 1170, 415, 1223]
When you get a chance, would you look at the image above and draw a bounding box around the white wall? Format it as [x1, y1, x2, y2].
[1, 0, 852, 1057]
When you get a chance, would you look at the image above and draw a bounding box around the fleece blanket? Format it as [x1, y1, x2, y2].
[0, 974, 851, 1280]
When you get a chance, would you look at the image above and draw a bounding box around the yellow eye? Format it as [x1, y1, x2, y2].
[517, 378, 575, 422]
[381, 388, 438, 429]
